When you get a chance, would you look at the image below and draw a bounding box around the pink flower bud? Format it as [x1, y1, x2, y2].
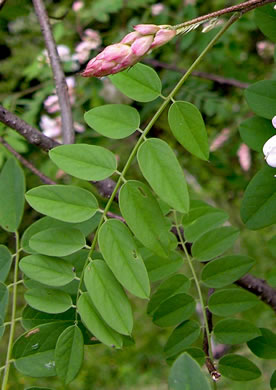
[134, 24, 160, 35]
[131, 35, 154, 56]
[121, 31, 141, 44]
[151, 28, 176, 49]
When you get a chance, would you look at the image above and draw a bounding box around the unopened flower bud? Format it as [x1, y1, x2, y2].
[82, 24, 176, 78]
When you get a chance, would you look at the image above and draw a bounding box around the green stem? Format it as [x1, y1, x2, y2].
[1, 232, 20, 390]
[75, 13, 240, 321]
[173, 213, 213, 357]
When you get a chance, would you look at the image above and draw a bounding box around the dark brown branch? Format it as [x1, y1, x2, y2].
[236, 274, 276, 312]
[0, 105, 59, 152]
[0, 136, 56, 185]
[143, 59, 250, 89]
[175, 0, 276, 29]
[32, 0, 74, 144]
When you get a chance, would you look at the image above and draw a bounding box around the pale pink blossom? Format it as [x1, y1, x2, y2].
[73, 29, 101, 64]
[82, 24, 176, 77]
[263, 132, 276, 168]
[237, 143, 251, 171]
[210, 128, 231, 152]
[151, 3, 165, 16]
[72, 1, 83, 12]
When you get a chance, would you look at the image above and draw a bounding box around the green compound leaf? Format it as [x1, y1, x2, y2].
[0, 282, 8, 324]
[137, 138, 189, 213]
[239, 116, 276, 152]
[168, 101, 209, 160]
[255, 4, 276, 42]
[109, 63, 162, 102]
[24, 288, 72, 314]
[218, 354, 261, 381]
[247, 328, 276, 359]
[147, 274, 190, 315]
[21, 306, 75, 330]
[164, 320, 201, 358]
[0, 158, 25, 232]
[244, 80, 276, 119]
[21, 214, 100, 254]
[192, 226, 239, 261]
[77, 292, 123, 349]
[49, 144, 117, 180]
[98, 219, 150, 299]
[141, 248, 183, 282]
[208, 288, 259, 316]
[271, 370, 276, 389]
[84, 104, 140, 139]
[182, 207, 228, 242]
[214, 319, 261, 345]
[241, 166, 276, 230]
[19, 254, 75, 287]
[13, 322, 69, 377]
[29, 227, 85, 257]
[55, 325, 84, 384]
[153, 293, 195, 328]
[119, 181, 176, 258]
[168, 353, 211, 390]
[0, 245, 12, 282]
[201, 255, 255, 288]
[84, 260, 133, 335]
[25, 185, 98, 223]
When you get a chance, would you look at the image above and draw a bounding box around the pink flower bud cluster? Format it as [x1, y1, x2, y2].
[82, 24, 176, 78]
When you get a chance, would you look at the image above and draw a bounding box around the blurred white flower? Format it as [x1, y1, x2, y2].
[44, 77, 76, 113]
[151, 3, 165, 16]
[237, 143, 251, 171]
[40, 115, 62, 139]
[210, 128, 230, 152]
[72, 1, 84, 12]
[256, 41, 275, 59]
[272, 115, 276, 129]
[99, 78, 132, 104]
[73, 29, 101, 64]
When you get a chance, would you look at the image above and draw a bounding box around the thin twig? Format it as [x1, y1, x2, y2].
[236, 274, 276, 312]
[0, 105, 59, 151]
[143, 59, 250, 89]
[175, 0, 276, 29]
[32, 0, 74, 144]
[0, 136, 56, 185]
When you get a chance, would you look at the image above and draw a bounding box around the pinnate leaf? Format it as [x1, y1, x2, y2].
[168, 353, 211, 390]
[168, 101, 209, 160]
[77, 292, 123, 348]
[241, 166, 276, 230]
[24, 288, 72, 314]
[0, 245, 12, 282]
[255, 4, 276, 43]
[244, 80, 276, 119]
[219, 354, 261, 381]
[98, 219, 150, 299]
[247, 328, 276, 359]
[84, 104, 140, 139]
[109, 63, 161, 102]
[25, 185, 98, 223]
[138, 138, 189, 213]
[84, 260, 133, 335]
[20, 254, 75, 287]
[55, 325, 84, 384]
[49, 144, 117, 180]
[0, 158, 25, 232]
[192, 226, 239, 261]
[201, 255, 255, 288]
[29, 227, 85, 256]
[214, 319, 261, 344]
